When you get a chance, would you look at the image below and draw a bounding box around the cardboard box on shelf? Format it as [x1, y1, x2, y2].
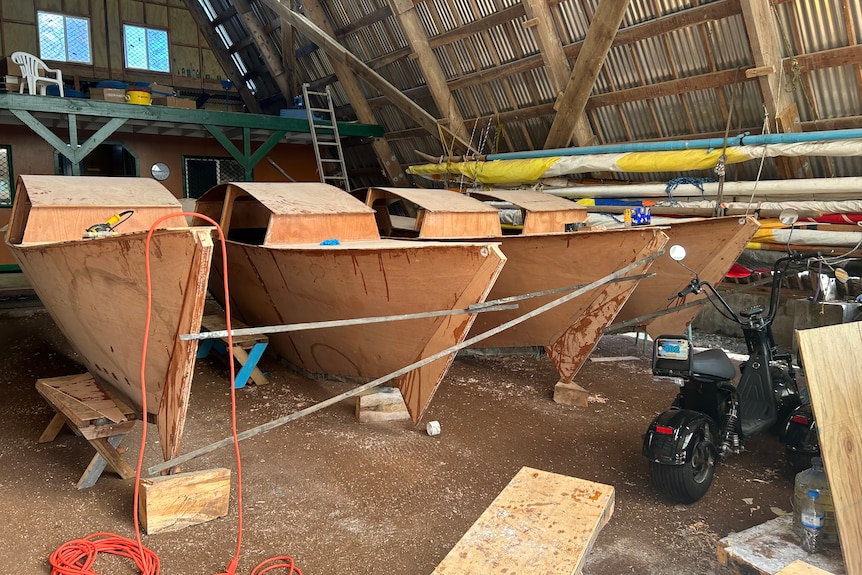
[2, 75, 20, 90]
[89, 87, 126, 103]
[0, 56, 18, 76]
[152, 95, 196, 109]
[202, 100, 244, 113]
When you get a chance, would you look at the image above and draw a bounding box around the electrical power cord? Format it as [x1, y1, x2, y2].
[49, 212, 301, 575]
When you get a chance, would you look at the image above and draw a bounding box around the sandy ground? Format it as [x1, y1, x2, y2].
[0, 305, 814, 575]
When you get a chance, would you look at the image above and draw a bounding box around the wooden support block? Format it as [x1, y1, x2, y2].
[431, 467, 614, 574]
[716, 515, 845, 575]
[554, 380, 589, 407]
[355, 386, 410, 423]
[746, 65, 775, 78]
[138, 468, 231, 534]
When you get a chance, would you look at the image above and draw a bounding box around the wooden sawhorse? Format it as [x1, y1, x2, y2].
[198, 314, 269, 389]
[36, 373, 137, 489]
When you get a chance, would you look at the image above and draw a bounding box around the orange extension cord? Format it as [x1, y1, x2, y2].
[49, 213, 301, 575]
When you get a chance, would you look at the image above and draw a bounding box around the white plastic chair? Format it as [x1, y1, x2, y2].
[11, 52, 64, 97]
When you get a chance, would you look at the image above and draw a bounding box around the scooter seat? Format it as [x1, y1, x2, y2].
[691, 348, 736, 382]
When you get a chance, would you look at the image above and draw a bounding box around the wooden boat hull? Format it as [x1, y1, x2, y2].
[209, 239, 506, 423]
[614, 215, 761, 338]
[6, 174, 215, 463]
[8, 228, 213, 461]
[360, 186, 668, 384]
[466, 228, 668, 383]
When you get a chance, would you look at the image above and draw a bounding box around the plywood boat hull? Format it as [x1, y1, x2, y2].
[362, 187, 668, 384]
[210, 241, 504, 423]
[615, 215, 761, 338]
[195, 182, 506, 423]
[467, 228, 667, 382]
[6, 175, 214, 462]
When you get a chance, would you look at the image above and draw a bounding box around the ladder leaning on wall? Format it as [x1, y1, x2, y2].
[302, 83, 351, 192]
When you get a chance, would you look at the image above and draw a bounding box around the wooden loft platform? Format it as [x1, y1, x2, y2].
[0, 92, 383, 178]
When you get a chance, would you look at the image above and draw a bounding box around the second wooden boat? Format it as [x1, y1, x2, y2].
[194, 182, 507, 423]
[6, 175, 213, 462]
[359, 187, 669, 385]
[613, 215, 761, 338]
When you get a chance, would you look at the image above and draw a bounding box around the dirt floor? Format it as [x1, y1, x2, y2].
[0, 301, 816, 574]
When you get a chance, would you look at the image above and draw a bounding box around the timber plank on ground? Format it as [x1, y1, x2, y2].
[431, 466, 614, 574]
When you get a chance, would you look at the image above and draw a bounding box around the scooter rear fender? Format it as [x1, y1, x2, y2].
[643, 408, 715, 466]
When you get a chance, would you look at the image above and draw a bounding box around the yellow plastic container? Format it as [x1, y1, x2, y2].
[125, 89, 152, 105]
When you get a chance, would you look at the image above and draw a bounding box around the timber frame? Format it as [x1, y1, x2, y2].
[0, 92, 382, 179]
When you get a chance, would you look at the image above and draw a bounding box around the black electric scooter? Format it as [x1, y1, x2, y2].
[642, 220, 819, 503]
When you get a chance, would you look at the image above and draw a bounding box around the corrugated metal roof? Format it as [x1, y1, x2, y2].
[207, 0, 862, 188]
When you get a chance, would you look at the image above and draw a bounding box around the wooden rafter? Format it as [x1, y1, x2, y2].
[263, 0, 475, 155]
[234, 0, 294, 102]
[387, 0, 471, 144]
[522, 0, 596, 146]
[739, 0, 811, 178]
[182, 0, 262, 114]
[265, 0, 409, 185]
[544, 0, 630, 149]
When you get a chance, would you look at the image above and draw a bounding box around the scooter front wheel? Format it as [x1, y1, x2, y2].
[649, 432, 717, 503]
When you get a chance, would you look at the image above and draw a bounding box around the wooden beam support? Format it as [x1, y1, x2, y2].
[291, 0, 410, 186]
[544, 0, 630, 149]
[267, 0, 474, 156]
[739, 0, 809, 178]
[233, 0, 293, 102]
[388, 0, 471, 145]
[181, 0, 262, 114]
[522, 0, 596, 146]
[265, 0, 435, 184]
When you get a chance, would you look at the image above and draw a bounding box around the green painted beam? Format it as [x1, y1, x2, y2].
[0, 93, 383, 137]
[204, 125, 248, 172]
[10, 109, 77, 162]
[248, 130, 288, 170]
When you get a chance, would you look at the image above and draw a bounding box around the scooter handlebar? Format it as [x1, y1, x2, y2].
[669, 278, 701, 300]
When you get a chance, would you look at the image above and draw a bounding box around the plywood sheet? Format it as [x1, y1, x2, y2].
[432, 467, 614, 574]
[717, 515, 845, 575]
[797, 322, 862, 575]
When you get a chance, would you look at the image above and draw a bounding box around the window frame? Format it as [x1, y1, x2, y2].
[0, 145, 13, 208]
[122, 23, 171, 73]
[182, 155, 247, 199]
[36, 11, 93, 64]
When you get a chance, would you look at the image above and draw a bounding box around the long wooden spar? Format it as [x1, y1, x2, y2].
[149, 250, 662, 476]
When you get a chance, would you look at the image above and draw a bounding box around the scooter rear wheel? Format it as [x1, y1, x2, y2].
[649, 432, 717, 503]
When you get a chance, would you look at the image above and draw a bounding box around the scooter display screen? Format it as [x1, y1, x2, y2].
[656, 338, 689, 361]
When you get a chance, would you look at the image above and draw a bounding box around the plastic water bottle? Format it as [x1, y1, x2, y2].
[799, 489, 825, 552]
[792, 457, 839, 547]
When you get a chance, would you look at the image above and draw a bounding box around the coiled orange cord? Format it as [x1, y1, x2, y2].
[49, 212, 301, 575]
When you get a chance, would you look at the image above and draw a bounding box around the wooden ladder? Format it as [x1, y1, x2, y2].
[302, 82, 351, 192]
